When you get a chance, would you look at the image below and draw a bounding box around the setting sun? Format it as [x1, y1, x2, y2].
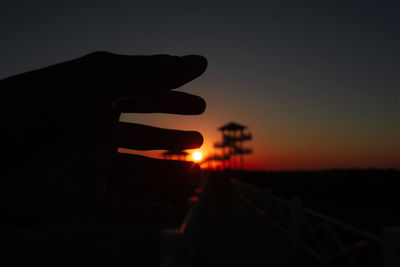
[193, 151, 203, 162]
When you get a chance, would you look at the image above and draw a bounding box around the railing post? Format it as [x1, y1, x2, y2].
[184, 197, 200, 265]
[160, 229, 183, 267]
[382, 227, 400, 267]
[290, 198, 303, 251]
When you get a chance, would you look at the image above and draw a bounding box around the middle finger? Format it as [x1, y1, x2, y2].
[115, 122, 203, 150]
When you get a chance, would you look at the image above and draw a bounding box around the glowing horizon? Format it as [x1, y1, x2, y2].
[6, 1, 398, 172]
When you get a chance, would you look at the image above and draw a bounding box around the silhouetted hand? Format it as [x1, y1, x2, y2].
[0, 51, 207, 224]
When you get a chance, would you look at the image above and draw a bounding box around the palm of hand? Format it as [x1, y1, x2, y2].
[1, 52, 207, 223]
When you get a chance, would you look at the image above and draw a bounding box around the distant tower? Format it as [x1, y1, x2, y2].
[214, 122, 252, 169]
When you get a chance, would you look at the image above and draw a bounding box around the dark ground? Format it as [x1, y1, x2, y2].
[3, 169, 397, 266]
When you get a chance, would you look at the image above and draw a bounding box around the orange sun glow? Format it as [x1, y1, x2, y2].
[193, 151, 203, 162]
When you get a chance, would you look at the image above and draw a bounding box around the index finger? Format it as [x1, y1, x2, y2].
[78, 52, 208, 100]
[0, 52, 208, 104]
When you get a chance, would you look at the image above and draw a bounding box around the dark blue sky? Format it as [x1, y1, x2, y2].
[1, 0, 399, 169]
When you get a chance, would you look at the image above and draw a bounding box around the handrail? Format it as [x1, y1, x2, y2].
[160, 175, 208, 267]
[233, 179, 382, 244]
[232, 178, 385, 267]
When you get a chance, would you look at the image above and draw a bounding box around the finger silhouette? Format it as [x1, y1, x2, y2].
[108, 153, 201, 202]
[111, 153, 201, 183]
[115, 122, 203, 150]
[92, 52, 207, 88]
[113, 91, 206, 115]
[74, 52, 208, 101]
[1, 52, 208, 104]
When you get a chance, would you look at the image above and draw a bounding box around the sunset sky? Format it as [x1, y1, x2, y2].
[1, 1, 399, 170]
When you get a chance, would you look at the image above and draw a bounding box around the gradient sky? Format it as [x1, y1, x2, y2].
[1, 0, 399, 170]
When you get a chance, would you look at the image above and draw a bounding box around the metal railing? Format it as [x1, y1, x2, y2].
[160, 176, 208, 267]
[233, 178, 400, 267]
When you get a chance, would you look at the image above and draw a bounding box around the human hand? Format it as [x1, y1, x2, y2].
[0, 51, 207, 223]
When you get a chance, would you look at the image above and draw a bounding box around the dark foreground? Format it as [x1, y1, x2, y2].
[2, 169, 398, 266]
